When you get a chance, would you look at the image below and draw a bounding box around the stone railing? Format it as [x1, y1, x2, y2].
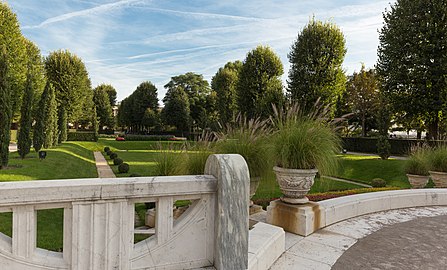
[0, 154, 249, 270]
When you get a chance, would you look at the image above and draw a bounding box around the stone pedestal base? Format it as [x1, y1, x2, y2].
[249, 204, 263, 215]
[266, 199, 322, 236]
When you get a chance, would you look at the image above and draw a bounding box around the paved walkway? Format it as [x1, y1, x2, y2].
[93, 151, 116, 178]
[322, 176, 372, 188]
[251, 206, 447, 269]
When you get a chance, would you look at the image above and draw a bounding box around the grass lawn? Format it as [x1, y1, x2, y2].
[333, 154, 411, 188]
[0, 142, 97, 181]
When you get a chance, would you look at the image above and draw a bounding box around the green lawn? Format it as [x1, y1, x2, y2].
[333, 154, 411, 188]
[0, 142, 97, 181]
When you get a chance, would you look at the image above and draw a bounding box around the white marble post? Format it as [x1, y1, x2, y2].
[205, 154, 249, 270]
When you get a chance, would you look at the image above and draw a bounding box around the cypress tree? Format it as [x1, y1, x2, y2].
[0, 46, 10, 169]
[42, 82, 58, 149]
[17, 71, 33, 158]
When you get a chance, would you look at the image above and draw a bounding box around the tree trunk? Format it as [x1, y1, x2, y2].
[428, 117, 439, 140]
[361, 113, 366, 137]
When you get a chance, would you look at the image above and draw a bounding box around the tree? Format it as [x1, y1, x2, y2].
[377, 0, 447, 139]
[162, 87, 190, 132]
[142, 108, 160, 132]
[17, 71, 33, 158]
[42, 82, 58, 149]
[211, 61, 242, 123]
[164, 72, 212, 129]
[93, 85, 114, 130]
[98, 84, 118, 107]
[0, 47, 10, 168]
[237, 45, 284, 119]
[45, 50, 92, 125]
[0, 2, 27, 118]
[57, 107, 67, 143]
[345, 65, 380, 137]
[287, 19, 347, 113]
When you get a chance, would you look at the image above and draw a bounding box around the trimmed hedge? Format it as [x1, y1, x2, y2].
[342, 137, 447, 155]
[118, 163, 130, 173]
[67, 132, 98, 142]
[124, 134, 175, 141]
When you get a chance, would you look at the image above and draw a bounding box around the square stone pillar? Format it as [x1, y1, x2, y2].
[266, 200, 323, 236]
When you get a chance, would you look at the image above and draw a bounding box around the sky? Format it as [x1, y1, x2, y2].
[7, 0, 396, 103]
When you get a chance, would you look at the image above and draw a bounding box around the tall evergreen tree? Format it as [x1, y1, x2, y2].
[0, 47, 10, 169]
[237, 45, 284, 119]
[17, 71, 34, 158]
[41, 82, 58, 149]
[287, 19, 346, 113]
[377, 0, 447, 139]
[211, 61, 242, 123]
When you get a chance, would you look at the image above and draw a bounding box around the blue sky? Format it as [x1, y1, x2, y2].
[8, 0, 396, 102]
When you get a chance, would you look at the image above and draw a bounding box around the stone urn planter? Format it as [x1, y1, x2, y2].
[249, 177, 261, 205]
[428, 171, 447, 188]
[406, 174, 429, 189]
[273, 166, 318, 204]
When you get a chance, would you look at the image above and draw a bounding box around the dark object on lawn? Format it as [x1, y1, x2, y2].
[371, 178, 387, 188]
[113, 158, 123, 165]
[104, 146, 110, 152]
[106, 150, 112, 156]
[116, 136, 125, 141]
[110, 152, 118, 159]
[130, 173, 141, 177]
[118, 163, 129, 173]
[38, 151, 47, 160]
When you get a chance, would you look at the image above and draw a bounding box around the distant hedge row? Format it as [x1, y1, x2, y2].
[342, 137, 447, 155]
[123, 134, 175, 141]
[67, 132, 98, 142]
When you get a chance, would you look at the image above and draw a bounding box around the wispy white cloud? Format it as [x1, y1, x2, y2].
[22, 0, 145, 29]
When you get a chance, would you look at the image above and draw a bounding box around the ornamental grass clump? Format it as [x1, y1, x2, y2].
[185, 132, 215, 175]
[214, 114, 272, 178]
[271, 101, 342, 175]
[272, 119, 340, 174]
[154, 143, 185, 176]
[404, 145, 430, 176]
[428, 145, 447, 173]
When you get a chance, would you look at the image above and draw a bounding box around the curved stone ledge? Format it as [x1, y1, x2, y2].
[267, 188, 447, 236]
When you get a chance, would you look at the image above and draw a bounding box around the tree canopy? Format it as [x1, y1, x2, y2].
[211, 61, 242, 123]
[162, 86, 190, 132]
[93, 85, 114, 130]
[237, 45, 284, 119]
[287, 19, 346, 113]
[377, 0, 447, 139]
[45, 50, 92, 123]
[164, 72, 213, 129]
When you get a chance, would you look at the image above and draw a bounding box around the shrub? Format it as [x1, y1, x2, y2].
[113, 158, 123, 165]
[104, 147, 110, 152]
[67, 132, 98, 141]
[110, 152, 118, 159]
[118, 163, 130, 173]
[376, 135, 391, 160]
[106, 150, 112, 156]
[371, 178, 387, 188]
